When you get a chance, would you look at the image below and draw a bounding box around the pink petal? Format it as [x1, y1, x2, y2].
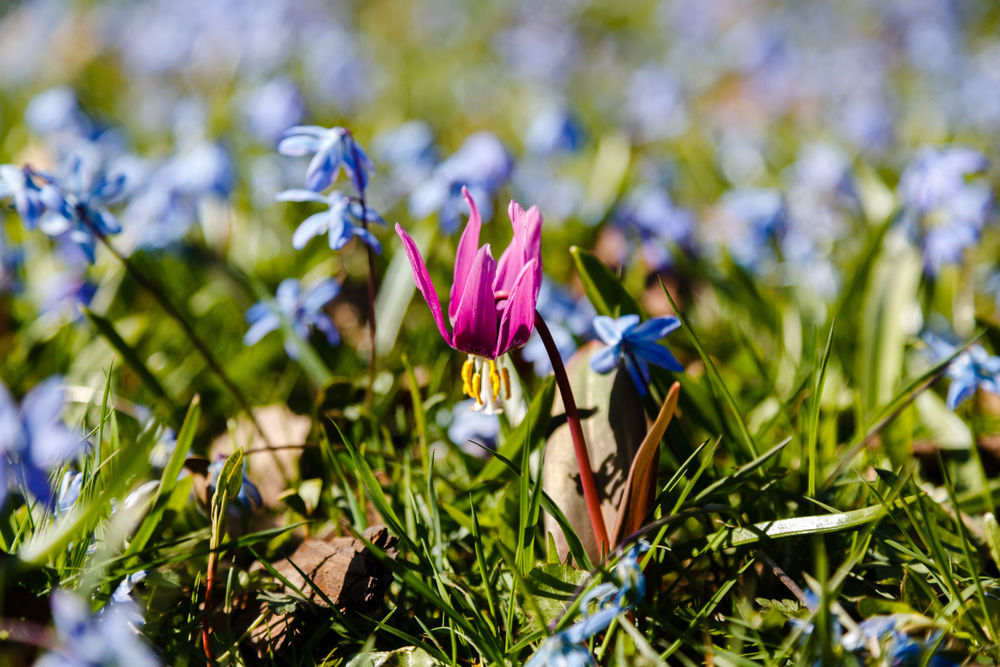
[453, 245, 498, 357]
[523, 204, 543, 299]
[494, 200, 529, 292]
[395, 223, 453, 346]
[494, 259, 539, 357]
[449, 186, 483, 323]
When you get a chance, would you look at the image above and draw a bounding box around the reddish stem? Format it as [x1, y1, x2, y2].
[202, 551, 217, 664]
[533, 311, 610, 556]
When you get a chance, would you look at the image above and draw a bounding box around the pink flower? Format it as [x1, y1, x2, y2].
[395, 187, 542, 413]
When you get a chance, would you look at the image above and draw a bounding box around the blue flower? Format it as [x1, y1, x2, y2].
[28, 152, 129, 263]
[898, 147, 993, 275]
[614, 186, 696, 270]
[525, 106, 585, 156]
[408, 132, 513, 234]
[278, 125, 374, 194]
[923, 332, 1000, 409]
[590, 315, 683, 396]
[0, 377, 83, 510]
[714, 188, 787, 272]
[244, 278, 341, 360]
[276, 189, 383, 253]
[35, 589, 159, 667]
[447, 399, 500, 456]
[525, 542, 651, 666]
[0, 164, 45, 228]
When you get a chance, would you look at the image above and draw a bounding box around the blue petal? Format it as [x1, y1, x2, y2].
[277, 135, 322, 157]
[947, 377, 976, 409]
[629, 339, 684, 372]
[292, 211, 331, 250]
[590, 344, 621, 374]
[303, 279, 341, 311]
[629, 316, 680, 342]
[276, 189, 330, 204]
[313, 316, 342, 346]
[623, 355, 649, 397]
[305, 145, 339, 192]
[243, 312, 281, 346]
[352, 225, 382, 254]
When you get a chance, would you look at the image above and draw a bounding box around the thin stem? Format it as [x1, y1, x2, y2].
[202, 549, 217, 664]
[347, 132, 378, 411]
[533, 311, 610, 556]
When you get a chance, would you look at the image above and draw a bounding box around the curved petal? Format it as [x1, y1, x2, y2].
[22, 378, 66, 429]
[395, 223, 452, 345]
[630, 316, 681, 342]
[494, 200, 528, 292]
[453, 245, 498, 357]
[313, 316, 342, 346]
[292, 211, 330, 249]
[450, 186, 483, 322]
[624, 355, 650, 397]
[305, 145, 339, 192]
[352, 225, 382, 254]
[303, 279, 341, 311]
[494, 260, 538, 356]
[277, 134, 322, 157]
[589, 344, 621, 374]
[594, 315, 639, 345]
[629, 339, 684, 372]
[28, 423, 81, 467]
[276, 189, 330, 204]
[244, 312, 281, 346]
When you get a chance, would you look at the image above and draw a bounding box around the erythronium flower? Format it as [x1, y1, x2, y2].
[276, 188, 384, 253]
[590, 314, 683, 396]
[244, 278, 341, 360]
[278, 125, 374, 194]
[396, 186, 541, 414]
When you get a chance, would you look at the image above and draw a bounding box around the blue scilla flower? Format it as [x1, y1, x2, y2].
[526, 542, 651, 667]
[0, 164, 45, 227]
[715, 188, 787, 272]
[923, 331, 1000, 409]
[525, 106, 585, 156]
[30, 152, 128, 263]
[278, 125, 375, 194]
[614, 186, 696, 271]
[276, 189, 384, 253]
[36, 590, 159, 667]
[409, 132, 513, 234]
[590, 315, 683, 396]
[56, 470, 84, 515]
[447, 399, 500, 457]
[244, 278, 341, 360]
[898, 147, 993, 276]
[0, 377, 83, 510]
[0, 228, 24, 294]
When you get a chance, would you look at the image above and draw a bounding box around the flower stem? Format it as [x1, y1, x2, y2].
[347, 133, 378, 411]
[533, 311, 609, 557]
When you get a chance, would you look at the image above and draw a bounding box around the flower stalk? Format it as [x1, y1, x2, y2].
[347, 130, 379, 410]
[533, 310, 609, 556]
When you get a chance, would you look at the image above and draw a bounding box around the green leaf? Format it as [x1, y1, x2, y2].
[524, 563, 590, 629]
[478, 377, 556, 483]
[569, 246, 643, 319]
[985, 513, 1000, 571]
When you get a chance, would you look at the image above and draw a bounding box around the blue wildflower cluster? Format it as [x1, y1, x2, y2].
[590, 315, 683, 396]
[527, 542, 650, 667]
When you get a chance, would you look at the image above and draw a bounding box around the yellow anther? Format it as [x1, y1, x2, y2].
[488, 360, 501, 401]
[501, 367, 512, 400]
[471, 372, 483, 405]
[461, 358, 475, 398]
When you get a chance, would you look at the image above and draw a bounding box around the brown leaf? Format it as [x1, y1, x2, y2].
[262, 525, 398, 614]
[610, 382, 680, 547]
[543, 341, 647, 564]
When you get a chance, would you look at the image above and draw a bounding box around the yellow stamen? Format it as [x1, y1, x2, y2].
[488, 360, 501, 401]
[472, 372, 483, 405]
[461, 357, 475, 398]
[501, 367, 512, 400]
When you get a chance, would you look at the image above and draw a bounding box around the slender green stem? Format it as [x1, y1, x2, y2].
[533, 311, 609, 556]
